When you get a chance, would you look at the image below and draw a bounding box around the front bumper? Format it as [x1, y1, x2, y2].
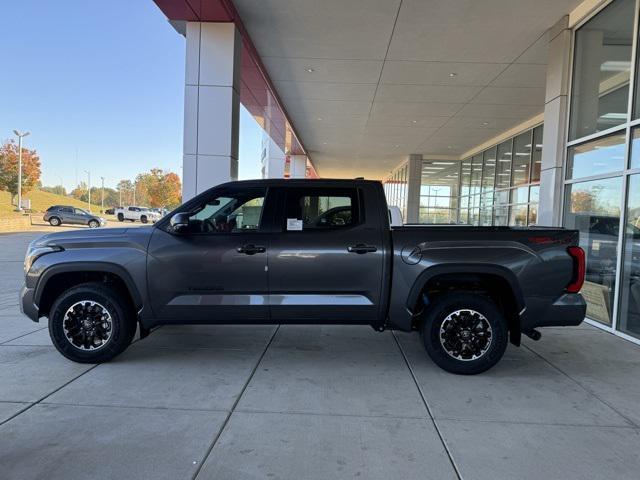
[521, 293, 587, 330]
[20, 285, 40, 322]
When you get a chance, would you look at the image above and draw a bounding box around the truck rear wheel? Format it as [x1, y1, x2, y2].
[420, 292, 507, 375]
[140, 215, 148, 224]
[48, 282, 136, 363]
[117, 213, 124, 222]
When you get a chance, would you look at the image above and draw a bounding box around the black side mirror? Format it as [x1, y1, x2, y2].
[170, 212, 190, 234]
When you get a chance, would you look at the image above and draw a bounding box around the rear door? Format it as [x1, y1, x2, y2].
[267, 184, 386, 323]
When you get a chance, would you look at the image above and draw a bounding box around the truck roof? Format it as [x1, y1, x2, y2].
[214, 178, 382, 188]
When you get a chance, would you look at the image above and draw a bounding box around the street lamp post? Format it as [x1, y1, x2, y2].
[100, 176, 105, 212]
[84, 170, 91, 212]
[12, 130, 30, 212]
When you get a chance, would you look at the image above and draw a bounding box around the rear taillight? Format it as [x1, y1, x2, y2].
[566, 246, 585, 293]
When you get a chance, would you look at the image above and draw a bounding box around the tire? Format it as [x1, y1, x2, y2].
[420, 292, 508, 375]
[140, 215, 148, 224]
[88, 220, 99, 228]
[49, 217, 61, 227]
[117, 213, 124, 222]
[48, 282, 136, 363]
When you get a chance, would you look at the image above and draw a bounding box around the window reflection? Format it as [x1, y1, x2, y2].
[512, 131, 532, 186]
[567, 133, 626, 179]
[569, 0, 634, 140]
[619, 174, 640, 338]
[564, 177, 623, 325]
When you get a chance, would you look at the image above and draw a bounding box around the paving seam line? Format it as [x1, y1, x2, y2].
[192, 324, 281, 480]
[392, 330, 464, 480]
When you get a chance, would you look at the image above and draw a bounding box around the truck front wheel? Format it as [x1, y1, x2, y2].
[420, 292, 508, 375]
[48, 283, 136, 363]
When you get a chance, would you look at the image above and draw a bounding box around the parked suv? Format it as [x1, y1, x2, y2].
[43, 205, 105, 228]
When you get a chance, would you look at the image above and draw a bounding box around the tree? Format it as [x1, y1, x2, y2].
[70, 182, 88, 201]
[0, 139, 41, 204]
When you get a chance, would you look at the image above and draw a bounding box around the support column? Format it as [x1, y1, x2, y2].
[538, 16, 571, 226]
[260, 132, 286, 178]
[289, 155, 307, 178]
[183, 22, 241, 200]
[406, 154, 423, 223]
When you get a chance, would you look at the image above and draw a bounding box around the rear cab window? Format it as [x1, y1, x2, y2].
[282, 187, 361, 232]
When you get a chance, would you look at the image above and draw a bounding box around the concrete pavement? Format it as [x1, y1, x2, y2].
[1, 232, 640, 479]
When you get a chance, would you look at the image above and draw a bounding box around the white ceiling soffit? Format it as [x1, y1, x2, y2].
[233, 0, 583, 179]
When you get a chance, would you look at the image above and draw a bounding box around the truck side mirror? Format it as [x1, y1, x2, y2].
[170, 212, 190, 234]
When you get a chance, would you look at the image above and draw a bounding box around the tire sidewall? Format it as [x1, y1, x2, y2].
[140, 215, 148, 224]
[88, 220, 99, 228]
[49, 217, 61, 226]
[421, 293, 508, 375]
[117, 213, 124, 221]
[49, 285, 131, 363]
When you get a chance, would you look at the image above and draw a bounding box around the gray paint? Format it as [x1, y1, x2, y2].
[21, 179, 585, 338]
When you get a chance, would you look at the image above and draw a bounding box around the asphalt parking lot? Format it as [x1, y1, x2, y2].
[1, 232, 640, 479]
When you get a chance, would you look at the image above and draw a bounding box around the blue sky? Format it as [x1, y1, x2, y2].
[0, 0, 263, 191]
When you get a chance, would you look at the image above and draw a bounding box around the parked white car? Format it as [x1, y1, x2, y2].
[114, 206, 161, 224]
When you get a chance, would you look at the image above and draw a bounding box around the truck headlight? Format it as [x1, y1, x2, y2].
[24, 244, 63, 273]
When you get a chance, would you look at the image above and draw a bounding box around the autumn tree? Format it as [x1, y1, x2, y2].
[0, 140, 41, 204]
[133, 168, 182, 208]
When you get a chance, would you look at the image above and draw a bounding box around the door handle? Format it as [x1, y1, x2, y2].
[237, 244, 266, 255]
[347, 244, 377, 254]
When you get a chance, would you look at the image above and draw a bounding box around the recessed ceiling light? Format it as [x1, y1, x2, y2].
[481, 121, 489, 126]
[447, 145, 453, 149]
[317, 117, 323, 121]
[449, 72, 457, 77]
[322, 141, 328, 145]
[394, 144, 400, 148]
[411, 120, 418, 124]
[306, 67, 315, 73]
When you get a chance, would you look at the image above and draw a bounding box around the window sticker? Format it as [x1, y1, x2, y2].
[287, 218, 303, 231]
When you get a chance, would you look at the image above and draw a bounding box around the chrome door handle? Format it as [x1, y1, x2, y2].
[237, 244, 266, 255]
[347, 244, 377, 254]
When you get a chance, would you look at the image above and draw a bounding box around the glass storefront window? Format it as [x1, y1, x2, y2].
[569, 0, 634, 140]
[528, 204, 538, 225]
[566, 132, 626, 179]
[460, 159, 471, 196]
[512, 131, 532, 186]
[563, 176, 623, 325]
[482, 147, 496, 193]
[495, 140, 512, 189]
[531, 125, 543, 182]
[509, 204, 528, 226]
[619, 174, 640, 339]
[630, 128, 640, 169]
[471, 155, 483, 196]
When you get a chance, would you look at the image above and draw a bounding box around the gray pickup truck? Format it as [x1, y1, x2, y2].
[20, 179, 586, 374]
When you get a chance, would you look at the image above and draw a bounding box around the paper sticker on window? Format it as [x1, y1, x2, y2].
[287, 218, 303, 231]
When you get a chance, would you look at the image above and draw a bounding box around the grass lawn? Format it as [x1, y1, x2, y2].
[0, 189, 93, 217]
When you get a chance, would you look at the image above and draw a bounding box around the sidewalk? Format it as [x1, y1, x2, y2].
[1, 232, 639, 480]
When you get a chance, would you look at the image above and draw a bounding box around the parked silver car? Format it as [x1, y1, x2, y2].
[43, 205, 106, 228]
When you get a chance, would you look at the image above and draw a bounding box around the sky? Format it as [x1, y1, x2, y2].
[0, 0, 264, 191]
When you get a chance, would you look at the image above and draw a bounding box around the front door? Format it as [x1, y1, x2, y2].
[146, 185, 271, 323]
[267, 186, 385, 323]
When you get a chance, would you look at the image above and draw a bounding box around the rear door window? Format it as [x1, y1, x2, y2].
[283, 188, 360, 231]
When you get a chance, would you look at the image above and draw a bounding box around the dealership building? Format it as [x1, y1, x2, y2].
[153, 0, 640, 345]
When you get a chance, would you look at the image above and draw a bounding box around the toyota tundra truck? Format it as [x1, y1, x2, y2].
[20, 179, 586, 374]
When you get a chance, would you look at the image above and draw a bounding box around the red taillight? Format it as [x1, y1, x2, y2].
[566, 246, 585, 293]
